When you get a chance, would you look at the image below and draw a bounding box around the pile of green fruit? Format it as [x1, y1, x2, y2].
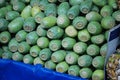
[0, 0, 119, 79]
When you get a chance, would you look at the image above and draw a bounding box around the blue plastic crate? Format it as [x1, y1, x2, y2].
[0, 59, 87, 80]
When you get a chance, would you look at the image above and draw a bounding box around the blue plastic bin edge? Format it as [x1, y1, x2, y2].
[0, 59, 88, 80]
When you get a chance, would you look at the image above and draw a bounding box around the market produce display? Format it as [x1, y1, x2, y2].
[106, 47, 120, 80]
[0, 0, 119, 79]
